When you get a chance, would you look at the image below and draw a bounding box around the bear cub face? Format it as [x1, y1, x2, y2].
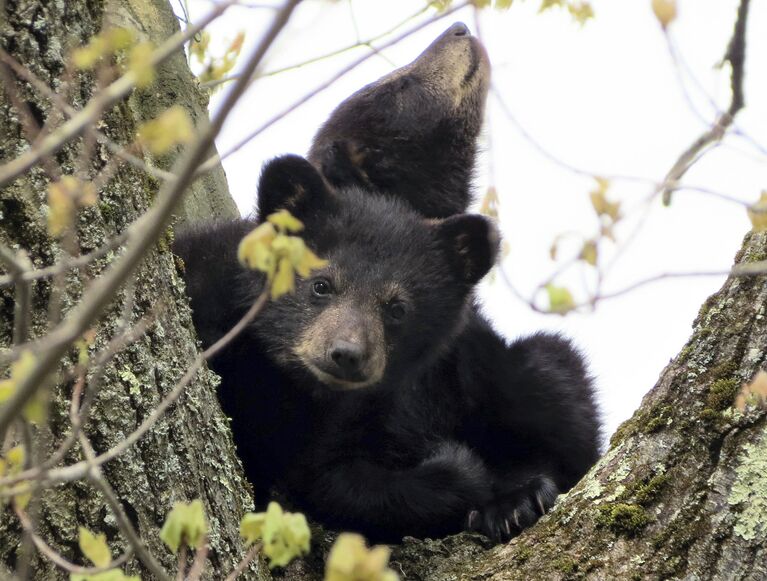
[309, 22, 490, 218]
[247, 155, 499, 390]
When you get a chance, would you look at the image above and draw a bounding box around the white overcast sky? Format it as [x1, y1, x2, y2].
[181, 0, 767, 439]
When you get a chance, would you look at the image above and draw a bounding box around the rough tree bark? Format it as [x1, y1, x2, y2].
[0, 0, 263, 579]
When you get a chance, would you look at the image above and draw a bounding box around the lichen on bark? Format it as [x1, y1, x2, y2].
[0, 0, 262, 578]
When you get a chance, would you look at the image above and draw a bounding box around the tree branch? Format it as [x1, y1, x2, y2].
[660, 0, 750, 205]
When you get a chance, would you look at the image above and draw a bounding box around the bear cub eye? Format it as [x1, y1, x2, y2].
[311, 278, 333, 298]
[384, 300, 407, 322]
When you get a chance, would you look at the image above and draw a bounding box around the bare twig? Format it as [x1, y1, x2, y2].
[186, 541, 209, 581]
[14, 506, 133, 575]
[224, 543, 262, 581]
[78, 426, 171, 581]
[202, 2, 432, 89]
[0, 232, 127, 289]
[43, 288, 269, 484]
[660, 0, 751, 205]
[0, 245, 32, 345]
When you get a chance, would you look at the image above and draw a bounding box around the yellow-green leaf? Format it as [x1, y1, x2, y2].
[747, 191, 767, 231]
[294, 247, 327, 279]
[0, 351, 36, 403]
[47, 176, 97, 237]
[589, 178, 620, 222]
[325, 533, 399, 581]
[137, 105, 194, 155]
[240, 512, 266, 546]
[651, 0, 677, 28]
[267, 210, 304, 233]
[129, 42, 156, 88]
[545, 284, 576, 315]
[241, 502, 310, 569]
[191, 31, 211, 64]
[79, 527, 112, 568]
[159, 499, 208, 554]
[579, 240, 598, 266]
[271, 257, 295, 299]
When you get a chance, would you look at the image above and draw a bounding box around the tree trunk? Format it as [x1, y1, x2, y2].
[0, 0, 262, 579]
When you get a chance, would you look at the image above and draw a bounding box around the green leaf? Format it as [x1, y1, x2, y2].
[271, 257, 295, 300]
[579, 240, 598, 266]
[78, 527, 112, 568]
[136, 106, 194, 155]
[747, 191, 767, 231]
[545, 284, 576, 315]
[325, 533, 399, 581]
[159, 499, 208, 554]
[267, 210, 304, 233]
[240, 502, 310, 568]
[128, 42, 156, 88]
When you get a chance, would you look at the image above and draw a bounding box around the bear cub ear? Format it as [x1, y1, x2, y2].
[433, 214, 500, 285]
[256, 154, 334, 222]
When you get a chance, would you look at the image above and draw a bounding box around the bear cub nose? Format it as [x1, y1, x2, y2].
[449, 22, 469, 37]
[330, 340, 364, 373]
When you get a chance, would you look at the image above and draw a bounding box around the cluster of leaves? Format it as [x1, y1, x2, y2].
[72, 28, 156, 88]
[240, 501, 311, 568]
[71, 528, 138, 581]
[238, 210, 328, 299]
[159, 499, 208, 555]
[190, 30, 245, 88]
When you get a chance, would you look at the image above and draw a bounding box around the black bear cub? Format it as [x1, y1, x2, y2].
[309, 22, 490, 219]
[174, 155, 600, 543]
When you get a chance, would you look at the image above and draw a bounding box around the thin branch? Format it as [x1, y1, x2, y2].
[0, 0, 298, 438]
[0, 232, 127, 289]
[78, 432, 171, 581]
[660, 0, 750, 205]
[14, 506, 133, 575]
[186, 541, 209, 581]
[201, 2, 432, 89]
[224, 543, 262, 581]
[43, 289, 268, 484]
[0, 245, 32, 345]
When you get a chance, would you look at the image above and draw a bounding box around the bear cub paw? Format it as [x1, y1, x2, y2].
[466, 474, 560, 542]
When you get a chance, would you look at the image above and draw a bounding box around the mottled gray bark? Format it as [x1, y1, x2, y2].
[0, 0, 260, 579]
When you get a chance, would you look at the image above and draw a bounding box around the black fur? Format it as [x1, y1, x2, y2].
[174, 156, 600, 543]
[308, 23, 490, 219]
